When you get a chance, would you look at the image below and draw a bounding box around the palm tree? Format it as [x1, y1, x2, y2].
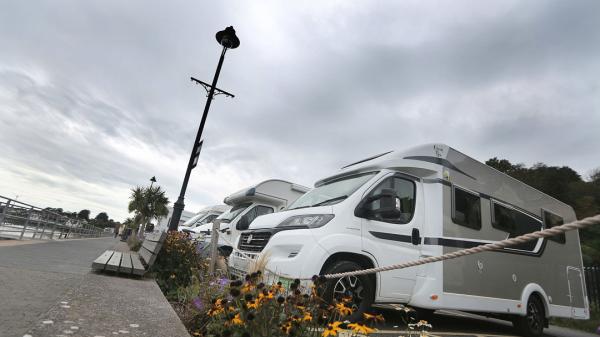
[128, 185, 170, 234]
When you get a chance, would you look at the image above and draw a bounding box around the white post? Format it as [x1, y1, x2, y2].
[208, 219, 221, 274]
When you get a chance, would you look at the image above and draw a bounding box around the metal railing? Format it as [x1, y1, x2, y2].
[0, 195, 109, 240]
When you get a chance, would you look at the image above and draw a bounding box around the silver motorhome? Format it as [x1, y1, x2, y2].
[230, 144, 589, 337]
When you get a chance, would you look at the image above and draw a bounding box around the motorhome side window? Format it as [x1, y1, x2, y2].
[452, 187, 481, 230]
[492, 202, 542, 252]
[543, 210, 566, 244]
[364, 177, 415, 224]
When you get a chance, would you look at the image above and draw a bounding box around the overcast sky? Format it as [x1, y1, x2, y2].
[1, 1, 599, 221]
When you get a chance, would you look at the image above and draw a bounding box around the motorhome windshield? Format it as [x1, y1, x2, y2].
[181, 212, 207, 227]
[217, 203, 251, 223]
[289, 172, 378, 209]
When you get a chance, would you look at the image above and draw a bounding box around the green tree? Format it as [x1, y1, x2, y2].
[78, 209, 91, 220]
[95, 212, 108, 223]
[128, 185, 170, 233]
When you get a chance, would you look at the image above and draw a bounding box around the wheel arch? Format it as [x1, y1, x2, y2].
[521, 283, 550, 318]
[319, 252, 377, 293]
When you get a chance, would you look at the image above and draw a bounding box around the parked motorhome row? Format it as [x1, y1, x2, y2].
[227, 144, 589, 337]
[190, 180, 310, 257]
[179, 205, 231, 234]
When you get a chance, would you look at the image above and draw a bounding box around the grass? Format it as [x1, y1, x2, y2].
[550, 305, 599, 334]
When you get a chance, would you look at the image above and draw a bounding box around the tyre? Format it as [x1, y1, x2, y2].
[513, 296, 545, 337]
[321, 260, 375, 322]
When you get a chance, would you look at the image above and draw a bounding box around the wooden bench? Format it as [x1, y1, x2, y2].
[92, 232, 166, 276]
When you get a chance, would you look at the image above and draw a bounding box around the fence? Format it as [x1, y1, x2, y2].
[586, 266, 600, 309]
[0, 195, 108, 240]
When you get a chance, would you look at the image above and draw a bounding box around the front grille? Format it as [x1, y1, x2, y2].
[238, 231, 272, 252]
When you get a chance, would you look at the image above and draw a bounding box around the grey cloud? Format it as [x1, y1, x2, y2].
[1, 0, 599, 220]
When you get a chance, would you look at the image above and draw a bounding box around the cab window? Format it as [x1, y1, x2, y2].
[363, 176, 415, 224]
[237, 205, 274, 230]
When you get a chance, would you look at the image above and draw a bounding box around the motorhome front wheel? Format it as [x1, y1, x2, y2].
[320, 260, 375, 322]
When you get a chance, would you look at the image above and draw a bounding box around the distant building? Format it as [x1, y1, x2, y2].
[154, 206, 194, 232]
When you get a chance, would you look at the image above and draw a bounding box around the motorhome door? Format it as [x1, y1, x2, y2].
[567, 266, 587, 318]
[360, 174, 422, 301]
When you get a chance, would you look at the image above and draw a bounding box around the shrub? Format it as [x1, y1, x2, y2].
[126, 234, 142, 252]
[152, 231, 201, 298]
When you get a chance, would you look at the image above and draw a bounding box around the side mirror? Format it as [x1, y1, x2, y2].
[236, 215, 249, 230]
[356, 188, 402, 219]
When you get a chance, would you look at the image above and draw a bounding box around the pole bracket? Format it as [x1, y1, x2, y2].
[190, 77, 235, 98]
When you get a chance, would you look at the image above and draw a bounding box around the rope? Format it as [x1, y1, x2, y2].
[319, 214, 600, 280]
[206, 214, 599, 281]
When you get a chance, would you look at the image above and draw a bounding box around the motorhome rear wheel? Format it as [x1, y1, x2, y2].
[513, 295, 545, 337]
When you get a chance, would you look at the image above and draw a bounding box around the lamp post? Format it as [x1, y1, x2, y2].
[168, 26, 240, 232]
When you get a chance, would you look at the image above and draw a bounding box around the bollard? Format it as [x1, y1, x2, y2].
[208, 219, 221, 274]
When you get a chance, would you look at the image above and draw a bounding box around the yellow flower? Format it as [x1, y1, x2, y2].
[303, 312, 312, 322]
[272, 283, 284, 293]
[207, 307, 224, 316]
[281, 322, 292, 334]
[335, 303, 353, 316]
[246, 299, 259, 310]
[231, 313, 243, 325]
[241, 283, 254, 293]
[363, 312, 385, 322]
[322, 321, 342, 337]
[347, 323, 376, 335]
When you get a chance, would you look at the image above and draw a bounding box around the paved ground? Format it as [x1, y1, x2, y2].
[371, 307, 598, 337]
[0, 237, 189, 337]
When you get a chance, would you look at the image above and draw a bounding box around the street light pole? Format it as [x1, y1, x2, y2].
[168, 26, 240, 232]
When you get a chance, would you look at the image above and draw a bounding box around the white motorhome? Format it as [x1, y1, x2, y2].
[179, 205, 230, 235]
[203, 179, 309, 257]
[230, 144, 589, 337]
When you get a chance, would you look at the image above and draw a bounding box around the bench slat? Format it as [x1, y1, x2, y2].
[131, 253, 146, 275]
[139, 247, 153, 266]
[106, 252, 122, 272]
[142, 240, 162, 254]
[119, 253, 133, 275]
[144, 231, 167, 243]
[92, 250, 114, 271]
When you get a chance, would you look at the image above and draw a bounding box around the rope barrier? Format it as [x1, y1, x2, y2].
[207, 214, 599, 281]
[319, 214, 600, 280]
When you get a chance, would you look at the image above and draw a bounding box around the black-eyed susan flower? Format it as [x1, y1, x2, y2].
[347, 322, 376, 335]
[322, 321, 342, 337]
[335, 303, 353, 316]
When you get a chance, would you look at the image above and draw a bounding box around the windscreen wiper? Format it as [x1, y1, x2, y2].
[311, 195, 348, 207]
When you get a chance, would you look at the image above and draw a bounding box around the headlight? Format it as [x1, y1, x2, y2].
[277, 214, 334, 229]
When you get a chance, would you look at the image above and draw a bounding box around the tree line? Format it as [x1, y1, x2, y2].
[43, 207, 119, 229]
[486, 158, 600, 266]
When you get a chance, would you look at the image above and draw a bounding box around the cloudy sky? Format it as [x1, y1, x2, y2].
[1, 1, 599, 221]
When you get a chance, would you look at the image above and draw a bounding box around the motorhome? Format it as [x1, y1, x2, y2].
[230, 144, 589, 337]
[179, 205, 230, 235]
[203, 179, 310, 257]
